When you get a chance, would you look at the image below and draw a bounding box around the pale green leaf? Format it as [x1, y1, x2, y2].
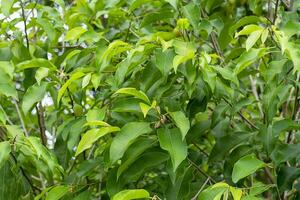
[139, 103, 151, 118]
[17, 58, 56, 71]
[22, 82, 48, 115]
[236, 25, 263, 37]
[157, 128, 187, 171]
[230, 187, 243, 200]
[112, 189, 150, 200]
[35, 67, 49, 85]
[65, 27, 87, 41]
[45, 185, 69, 200]
[0, 69, 17, 99]
[246, 30, 262, 51]
[57, 71, 85, 103]
[115, 88, 150, 104]
[168, 111, 190, 140]
[0, 141, 11, 170]
[232, 155, 266, 183]
[110, 122, 152, 163]
[82, 73, 91, 88]
[75, 127, 120, 157]
[1, 0, 15, 16]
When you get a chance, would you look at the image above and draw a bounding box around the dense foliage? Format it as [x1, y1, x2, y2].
[1, 0, 300, 199]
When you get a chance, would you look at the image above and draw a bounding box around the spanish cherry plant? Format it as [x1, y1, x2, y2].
[0, 0, 300, 199]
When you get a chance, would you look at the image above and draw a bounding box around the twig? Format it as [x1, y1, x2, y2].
[188, 157, 216, 183]
[222, 97, 259, 130]
[13, 99, 29, 137]
[192, 142, 209, 157]
[10, 152, 40, 194]
[273, 0, 280, 24]
[191, 178, 210, 200]
[19, 0, 29, 49]
[36, 103, 47, 146]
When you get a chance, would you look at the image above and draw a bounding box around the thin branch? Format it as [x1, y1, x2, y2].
[222, 97, 259, 130]
[10, 152, 40, 194]
[13, 98, 29, 137]
[19, 0, 29, 49]
[36, 103, 47, 146]
[249, 75, 264, 118]
[192, 142, 209, 157]
[188, 157, 216, 184]
[191, 178, 210, 200]
[273, 0, 280, 24]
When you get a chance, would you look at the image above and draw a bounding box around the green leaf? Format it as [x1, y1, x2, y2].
[0, 141, 11, 170]
[277, 166, 300, 191]
[82, 73, 91, 88]
[182, 2, 200, 29]
[22, 82, 48, 115]
[115, 88, 151, 104]
[75, 127, 120, 157]
[230, 187, 243, 200]
[139, 103, 151, 118]
[117, 138, 154, 179]
[236, 25, 263, 37]
[154, 49, 174, 76]
[16, 58, 56, 71]
[1, 0, 15, 16]
[234, 48, 266, 75]
[168, 111, 190, 140]
[57, 71, 85, 104]
[198, 182, 229, 200]
[270, 143, 300, 165]
[232, 155, 265, 183]
[110, 122, 152, 164]
[157, 128, 187, 171]
[45, 185, 69, 200]
[35, 67, 49, 85]
[246, 30, 262, 51]
[65, 27, 87, 41]
[164, 0, 177, 9]
[112, 189, 150, 200]
[0, 69, 17, 99]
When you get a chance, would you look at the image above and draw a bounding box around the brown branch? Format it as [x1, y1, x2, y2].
[273, 0, 280, 24]
[36, 103, 47, 146]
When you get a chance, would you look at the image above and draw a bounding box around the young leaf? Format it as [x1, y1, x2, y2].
[0, 141, 11, 170]
[110, 122, 152, 163]
[65, 27, 87, 41]
[115, 88, 151, 104]
[168, 111, 190, 140]
[45, 185, 69, 200]
[246, 30, 262, 51]
[75, 127, 120, 157]
[232, 155, 265, 183]
[35, 67, 49, 85]
[157, 128, 187, 171]
[112, 189, 150, 200]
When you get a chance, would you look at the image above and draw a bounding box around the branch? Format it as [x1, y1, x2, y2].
[222, 97, 259, 130]
[13, 98, 29, 137]
[273, 0, 280, 24]
[36, 103, 47, 146]
[188, 157, 216, 183]
[19, 0, 29, 49]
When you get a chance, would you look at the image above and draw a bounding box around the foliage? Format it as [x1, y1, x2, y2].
[0, 0, 300, 199]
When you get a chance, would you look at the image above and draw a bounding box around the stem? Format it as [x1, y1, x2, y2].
[13, 98, 29, 137]
[188, 157, 216, 183]
[19, 0, 29, 49]
[273, 0, 280, 24]
[191, 178, 210, 200]
[36, 103, 47, 146]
